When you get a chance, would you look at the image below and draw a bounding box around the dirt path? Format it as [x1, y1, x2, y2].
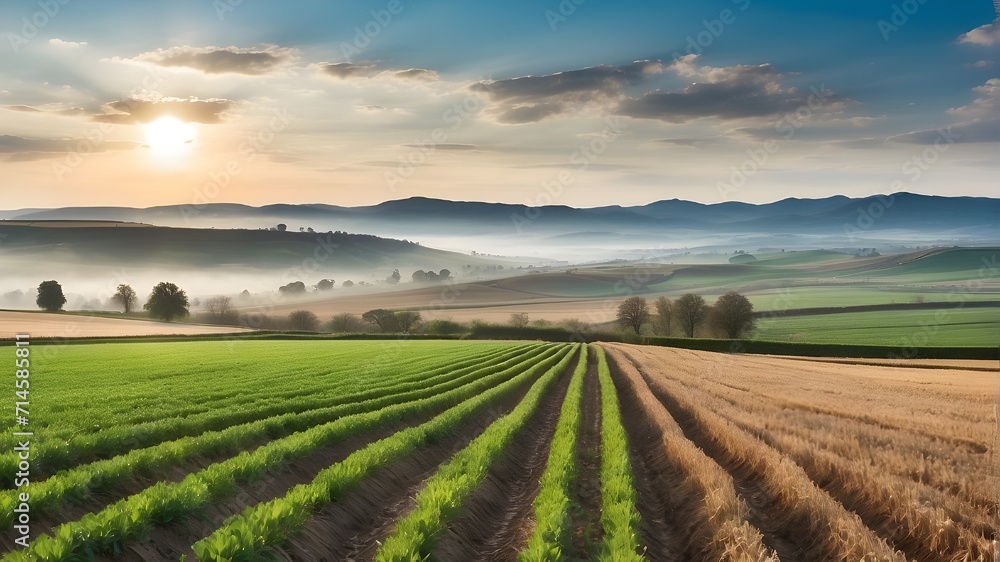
[429, 355, 575, 561]
[569, 353, 603, 560]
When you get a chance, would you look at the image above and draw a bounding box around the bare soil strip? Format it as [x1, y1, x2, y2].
[569, 353, 603, 560]
[429, 357, 574, 561]
[612, 350, 805, 561]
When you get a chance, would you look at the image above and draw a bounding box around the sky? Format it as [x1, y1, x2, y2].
[0, 0, 998, 209]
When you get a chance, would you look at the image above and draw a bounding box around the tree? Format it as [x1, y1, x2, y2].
[315, 279, 335, 291]
[653, 296, 672, 336]
[36, 280, 66, 312]
[144, 282, 189, 321]
[288, 310, 320, 331]
[204, 296, 234, 323]
[674, 293, 708, 337]
[386, 269, 401, 284]
[438, 269, 451, 281]
[111, 284, 137, 313]
[395, 311, 422, 333]
[510, 312, 529, 328]
[341, 280, 354, 288]
[412, 270, 428, 283]
[329, 313, 362, 333]
[362, 309, 399, 332]
[278, 281, 307, 296]
[616, 296, 649, 335]
[711, 292, 756, 339]
[276, 223, 287, 232]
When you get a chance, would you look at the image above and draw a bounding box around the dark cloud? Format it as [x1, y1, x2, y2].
[470, 60, 663, 123]
[652, 138, 715, 148]
[617, 59, 839, 123]
[133, 45, 295, 75]
[93, 97, 233, 124]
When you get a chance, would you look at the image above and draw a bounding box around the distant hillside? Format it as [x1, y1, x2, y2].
[0, 223, 504, 272]
[2, 193, 996, 257]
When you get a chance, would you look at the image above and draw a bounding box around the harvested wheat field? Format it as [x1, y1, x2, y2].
[601, 343, 1000, 561]
[0, 310, 251, 338]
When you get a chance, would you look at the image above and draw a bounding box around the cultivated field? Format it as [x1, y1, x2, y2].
[1, 340, 996, 560]
[0, 311, 251, 339]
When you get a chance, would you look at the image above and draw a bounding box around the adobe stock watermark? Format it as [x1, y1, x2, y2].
[5, 0, 72, 53]
[180, 107, 293, 223]
[671, 0, 751, 60]
[339, 0, 410, 59]
[384, 89, 485, 192]
[511, 116, 627, 233]
[843, 126, 959, 241]
[889, 252, 998, 359]
[716, 85, 833, 201]
[878, 0, 930, 41]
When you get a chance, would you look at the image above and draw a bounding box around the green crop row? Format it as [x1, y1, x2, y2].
[193, 345, 579, 561]
[594, 346, 643, 561]
[0, 344, 524, 483]
[0, 344, 548, 528]
[5, 345, 569, 561]
[373, 345, 581, 560]
[518, 344, 589, 561]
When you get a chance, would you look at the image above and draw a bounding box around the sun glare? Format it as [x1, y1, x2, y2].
[144, 116, 196, 156]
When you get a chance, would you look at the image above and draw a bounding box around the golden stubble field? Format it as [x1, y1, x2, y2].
[600, 343, 999, 560]
[0, 311, 250, 338]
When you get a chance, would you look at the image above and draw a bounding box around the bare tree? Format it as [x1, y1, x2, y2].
[204, 296, 234, 324]
[395, 311, 422, 333]
[288, 310, 320, 331]
[329, 313, 362, 333]
[710, 291, 756, 339]
[673, 293, 708, 337]
[112, 284, 137, 314]
[654, 296, 672, 336]
[510, 312, 529, 328]
[616, 296, 650, 335]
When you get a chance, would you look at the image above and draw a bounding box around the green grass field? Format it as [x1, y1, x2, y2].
[752, 307, 1000, 346]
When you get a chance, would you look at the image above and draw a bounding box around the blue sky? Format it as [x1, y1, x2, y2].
[0, 0, 997, 208]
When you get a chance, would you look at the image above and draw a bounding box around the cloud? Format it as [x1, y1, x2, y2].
[470, 60, 663, 123]
[133, 45, 296, 75]
[959, 21, 1000, 46]
[617, 55, 847, 124]
[7, 105, 87, 116]
[890, 79, 1000, 144]
[320, 62, 379, 79]
[402, 143, 478, 151]
[968, 60, 995, 68]
[394, 68, 439, 81]
[318, 63, 439, 81]
[93, 96, 234, 124]
[0, 134, 139, 161]
[49, 38, 87, 48]
[651, 138, 715, 148]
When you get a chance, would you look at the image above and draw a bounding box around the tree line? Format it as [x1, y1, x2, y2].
[616, 292, 756, 339]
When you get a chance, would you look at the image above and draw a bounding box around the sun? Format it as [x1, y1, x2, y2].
[143, 116, 196, 156]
